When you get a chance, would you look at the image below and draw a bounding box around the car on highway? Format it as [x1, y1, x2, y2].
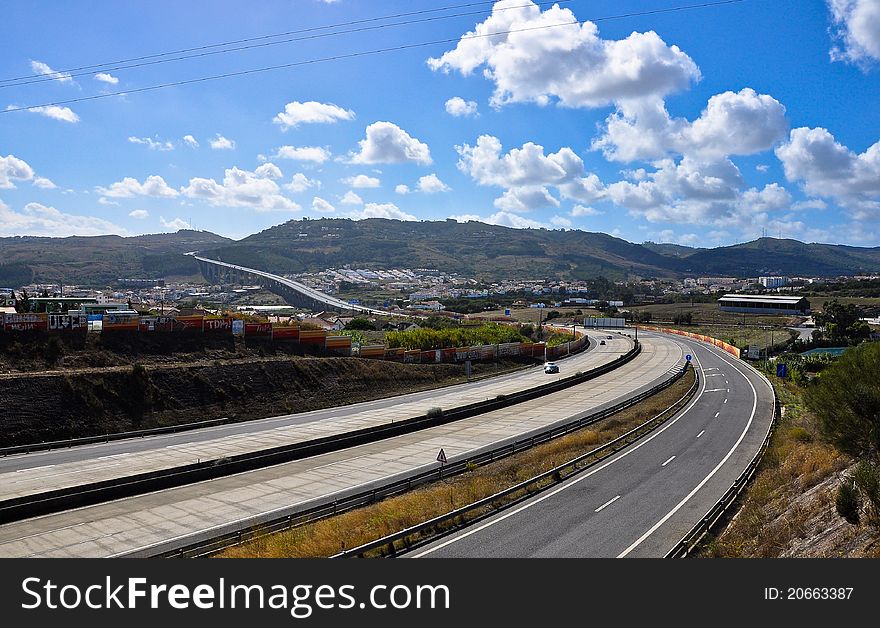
[606, 335, 613, 339]
[543, 362, 559, 374]
[599, 340, 606, 345]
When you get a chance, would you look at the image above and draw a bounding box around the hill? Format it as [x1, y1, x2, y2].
[0, 230, 232, 286]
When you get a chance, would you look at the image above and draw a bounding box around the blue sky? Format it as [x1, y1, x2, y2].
[2, 0, 879, 247]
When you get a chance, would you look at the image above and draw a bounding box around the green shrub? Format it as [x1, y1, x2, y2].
[426, 407, 443, 418]
[836, 480, 861, 525]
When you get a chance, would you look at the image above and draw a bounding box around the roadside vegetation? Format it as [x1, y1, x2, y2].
[216, 368, 695, 558]
[384, 322, 527, 350]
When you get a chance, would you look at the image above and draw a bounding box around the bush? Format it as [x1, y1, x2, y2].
[426, 407, 443, 418]
[836, 480, 861, 525]
[385, 323, 526, 350]
[345, 318, 375, 331]
[787, 426, 813, 444]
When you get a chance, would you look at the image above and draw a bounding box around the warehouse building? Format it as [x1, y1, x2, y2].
[718, 294, 810, 315]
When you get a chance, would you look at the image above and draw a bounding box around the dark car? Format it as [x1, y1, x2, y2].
[544, 362, 559, 374]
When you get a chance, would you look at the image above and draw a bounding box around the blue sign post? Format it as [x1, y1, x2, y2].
[686, 354, 692, 362]
[777, 363, 787, 378]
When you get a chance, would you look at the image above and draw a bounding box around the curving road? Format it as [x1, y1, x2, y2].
[0, 335, 683, 557]
[409, 332, 775, 558]
[0, 330, 626, 503]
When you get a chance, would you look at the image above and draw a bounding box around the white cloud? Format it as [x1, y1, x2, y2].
[94, 72, 119, 85]
[340, 190, 363, 205]
[96, 175, 179, 198]
[450, 210, 546, 229]
[445, 97, 479, 117]
[182, 135, 199, 148]
[284, 172, 321, 193]
[342, 174, 381, 188]
[30, 60, 73, 84]
[571, 205, 603, 216]
[456, 134, 605, 208]
[33, 176, 56, 189]
[160, 216, 191, 230]
[210, 134, 236, 150]
[776, 126, 880, 219]
[129, 209, 149, 219]
[311, 196, 336, 213]
[181, 165, 300, 212]
[0, 154, 36, 189]
[428, 1, 700, 108]
[350, 202, 417, 221]
[254, 162, 283, 179]
[0, 199, 126, 237]
[273, 145, 331, 163]
[16, 105, 79, 123]
[98, 197, 119, 206]
[128, 136, 174, 151]
[350, 121, 432, 165]
[395, 184, 410, 195]
[273, 100, 355, 130]
[593, 89, 788, 162]
[756, 164, 770, 172]
[828, 0, 880, 67]
[417, 173, 451, 193]
[550, 215, 572, 228]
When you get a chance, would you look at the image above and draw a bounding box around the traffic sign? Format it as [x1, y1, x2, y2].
[686, 354, 692, 362]
[777, 363, 787, 378]
[437, 448, 447, 464]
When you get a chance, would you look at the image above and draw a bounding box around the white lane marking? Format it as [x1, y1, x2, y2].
[13, 464, 55, 473]
[411, 346, 709, 558]
[661, 456, 676, 467]
[714, 412, 720, 418]
[724, 398, 728, 404]
[595, 495, 621, 512]
[705, 374, 723, 377]
[703, 388, 727, 392]
[618, 342, 767, 558]
[696, 430, 705, 438]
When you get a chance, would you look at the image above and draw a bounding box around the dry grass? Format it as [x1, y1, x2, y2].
[217, 368, 695, 558]
[704, 380, 849, 557]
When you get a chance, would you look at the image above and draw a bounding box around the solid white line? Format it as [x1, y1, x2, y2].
[617, 343, 763, 558]
[714, 412, 720, 418]
[661, 455, 676, 467]
[595, 495, 621, 512]
[411, 342, 707, 558]
[724, 398, 728, 404]
[703, 388, 727, 392]
[696, 430, 705, 438]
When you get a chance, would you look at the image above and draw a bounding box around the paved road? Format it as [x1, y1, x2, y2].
[0, 335, 682, 557]
[0, 330, 630, 502]
[409, 333, 775, 558]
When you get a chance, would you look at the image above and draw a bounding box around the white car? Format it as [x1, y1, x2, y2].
[544, 362, 559, 374]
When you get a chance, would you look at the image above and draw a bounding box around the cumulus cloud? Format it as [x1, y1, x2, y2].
[350, 202, 417, 221]
[417, 173, 451, 193]
[776, 126, 880, 219]
[160, 216, 191, 230]
[449, 210, 546, 229]
[311, 196, 336, 213]
[210, 134, 236, 150]
[340, 190, 363, 205]
[273, 145, 331, 163]
[445, 97, 479, 117]
[571, 205, 603, 216]
[15, 104, 79, 123]
[428, 0, 700, 108]
[182, 135, 199, 148]
[350, 121, 432, 165]
[94, 72, 119, 84]
[593, 89, 788, 162]
[828, 0, 880, 67]
[395, 184, 410, 195]
[30, 60, 73, 84]
[0, 199, 126, 237]
[181, 165, 300, 212]
[128, 136, 174, 151]
[284, 172, 321, 193]
[0, 154, 36, 189]
[342, 174, 381, 188]
[33, 176, 56, 189]
[273, 100, 355, 130]
[96, 175, 179, 199]
[129, 209, 149, 219]
[456, 134, 604, 209]
[550, 215, 572, 228]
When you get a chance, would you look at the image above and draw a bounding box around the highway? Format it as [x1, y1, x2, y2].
[409, 333, 775, 558]
[0, 330, 627, 502]
[0, 335, 682, 557]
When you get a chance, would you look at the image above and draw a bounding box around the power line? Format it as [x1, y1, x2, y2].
[0, 0, 571, 87]
[2, 0, 747, 115]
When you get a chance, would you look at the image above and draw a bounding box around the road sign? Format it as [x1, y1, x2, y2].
[504, 308, 511, 317]
[686, 354, 692, 362]
[437, 448, 447, 464]
[777, 363, 787, 378]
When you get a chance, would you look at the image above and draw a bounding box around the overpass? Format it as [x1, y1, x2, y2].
[193, 255, 395, 316]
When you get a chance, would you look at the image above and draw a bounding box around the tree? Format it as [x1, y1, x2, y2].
[814, 299, 870, 341]
[345, 317, 375, 331]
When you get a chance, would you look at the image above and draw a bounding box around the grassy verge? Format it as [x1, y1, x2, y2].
[216, 368, 695, 558]
[701, 375, 850, 557]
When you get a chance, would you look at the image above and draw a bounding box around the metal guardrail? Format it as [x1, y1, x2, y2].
[0, 340, 639, 525]
[153, 360, 692, 558]
[664, 367, 779, 558]
[333, 365, 698, 558]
